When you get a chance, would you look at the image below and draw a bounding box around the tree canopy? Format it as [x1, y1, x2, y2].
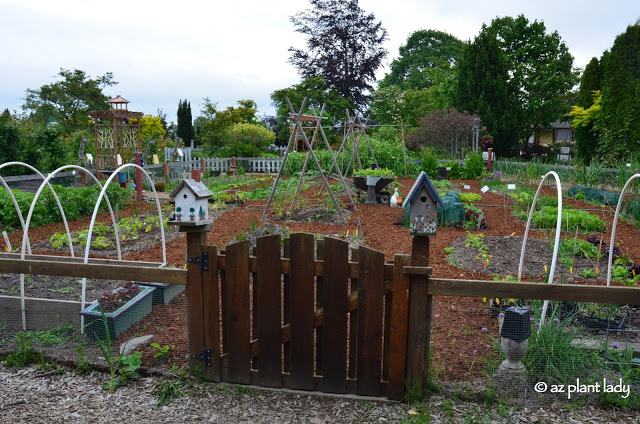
[378, 29, 464, 90]
[196, 99, 259, 154]
[482, 15, 578, 138]
[288, 0, 387, 108]
[23, 68, 117, 136]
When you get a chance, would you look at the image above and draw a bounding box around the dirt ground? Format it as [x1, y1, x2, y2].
[2, 176, 640, 383]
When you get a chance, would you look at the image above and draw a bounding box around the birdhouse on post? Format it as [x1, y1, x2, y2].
[402, 171, 444, 236]
[168, 178, 213, 226]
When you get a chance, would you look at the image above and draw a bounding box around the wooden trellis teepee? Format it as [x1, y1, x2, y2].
[325, 111, 378, 178]
[262, 98, 354, 224]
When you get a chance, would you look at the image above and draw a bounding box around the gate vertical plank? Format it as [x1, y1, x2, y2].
[289, 233, 315, 390]
[202, 244, 221, 382]
[315, 239, 324, 377]
[356, 245, 384, 396]
[225, 240, 251, 384]
[348, 247, 359, 379]
[186, 230, 207, 371]
[387, 254, 411, 400]
[321, 237, 348, 393]
[283, 239, 290, 373]
[256, 234, 282, 387]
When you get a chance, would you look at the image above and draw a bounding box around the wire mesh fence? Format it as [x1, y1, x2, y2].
[0, 272, 190, 375]
[429, 295, 640, 408]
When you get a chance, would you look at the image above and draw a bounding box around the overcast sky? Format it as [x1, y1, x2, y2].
[0, 0, 637, 123]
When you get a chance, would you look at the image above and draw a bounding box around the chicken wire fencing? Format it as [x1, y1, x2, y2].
[0, 273, 190, 374]
[429, 296, 640, 409]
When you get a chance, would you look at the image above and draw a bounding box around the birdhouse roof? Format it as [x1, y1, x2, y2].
[169, 179, 213, 199]
[402, 171, 444, 209]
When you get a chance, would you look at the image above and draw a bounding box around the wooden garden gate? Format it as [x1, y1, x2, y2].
[185, 232, 430, 401]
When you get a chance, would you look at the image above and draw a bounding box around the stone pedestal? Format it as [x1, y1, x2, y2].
[498, 337, 528, 375]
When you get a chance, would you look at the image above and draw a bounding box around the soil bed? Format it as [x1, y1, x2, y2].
[449, 235, 612, 282]
[2, 176, 640, 393]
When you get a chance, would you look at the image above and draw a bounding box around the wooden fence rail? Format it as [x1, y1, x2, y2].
[1, 231, 639, 401]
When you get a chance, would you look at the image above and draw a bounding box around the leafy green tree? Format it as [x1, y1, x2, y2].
[482, 15, 578, 140]
[197, 99, 259, 154]
[0, 109, 11, 125]
[573, 58, 603, 161]
[289, 0, 387, 108]
[454, 31, 519, 156]
[177, 100, 195, 145]
[270, 77, 352, 144]
[0, 124, 21, 175]
[598, 22, 640, 161]
[379, 29, 464, 90]
[370, 79, 453, 127]
[23, 69, 117, 136]
[218, 123, 276, 157]
[33, 127, 67, 171]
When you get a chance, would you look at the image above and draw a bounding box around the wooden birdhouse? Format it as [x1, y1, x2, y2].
[402, 171, 444, 236]
[168, 179, 213, 226]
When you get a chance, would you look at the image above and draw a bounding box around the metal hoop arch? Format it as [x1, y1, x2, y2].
[517, 171, 563, 330]
[607, 173, 640, 286]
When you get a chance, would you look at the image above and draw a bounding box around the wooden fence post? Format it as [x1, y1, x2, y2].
[406, 236, 431, 397]
[201, 159, 206, 176]
[163, 162, 169, 184]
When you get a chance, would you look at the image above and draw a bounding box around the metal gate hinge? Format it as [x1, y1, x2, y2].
[188, 251, 209, 271]
[190, 348, 212, 368]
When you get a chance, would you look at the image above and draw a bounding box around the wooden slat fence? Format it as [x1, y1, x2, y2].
[188, 232, 413, 400]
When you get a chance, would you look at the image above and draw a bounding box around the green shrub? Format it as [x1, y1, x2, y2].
[462, 153, 485, 179]
[0, 184, 129, 229]
[218, 123, 275, 158]
[418, 147, 439, 178]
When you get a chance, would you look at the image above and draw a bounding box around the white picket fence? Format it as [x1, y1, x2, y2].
[160, 147, 283, 177]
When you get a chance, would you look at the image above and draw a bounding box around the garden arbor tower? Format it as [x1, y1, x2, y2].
[90, 96, 143, 175]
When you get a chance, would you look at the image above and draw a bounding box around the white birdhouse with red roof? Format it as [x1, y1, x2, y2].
[169, 178, 213, 226]
[402, 171, 444, 236]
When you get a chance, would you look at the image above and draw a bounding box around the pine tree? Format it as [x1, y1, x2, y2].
[574, 57, 602, 161]
[599, 23, 640, 160]
[454, 32, 519, 157]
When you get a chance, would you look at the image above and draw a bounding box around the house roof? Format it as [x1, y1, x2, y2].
[402, 171, 444, 209]
[169, 179, 213, 199]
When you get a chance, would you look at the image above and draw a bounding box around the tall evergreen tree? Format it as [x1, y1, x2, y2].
[176, 99, 195, 145]
[454, 32, 519, 156]
[599, 23, 640, 160]
[573, 57, 603, 161]
[288, 0, 388, 108]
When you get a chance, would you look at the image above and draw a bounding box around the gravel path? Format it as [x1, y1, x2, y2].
[2, 365, 638, 423]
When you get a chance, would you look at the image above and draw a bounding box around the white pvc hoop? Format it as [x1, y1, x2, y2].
[80, 164, 166, 332]
[1, 162, 75, 331]
[517, 171, 563, 331]
[607, 174, 640, 286]
[20, 165, 119, 331]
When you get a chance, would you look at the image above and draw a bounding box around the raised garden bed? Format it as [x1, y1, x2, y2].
[80, 285, 155, 341]
[138, 282, 184, 305]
